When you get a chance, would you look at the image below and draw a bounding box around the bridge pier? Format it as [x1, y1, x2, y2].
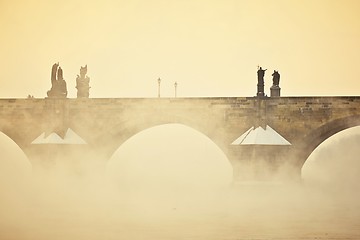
[228, 146, 302, 183]
[24, 145, 108, 176]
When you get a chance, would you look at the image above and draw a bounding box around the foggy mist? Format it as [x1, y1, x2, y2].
[1, 126, 360, 239]
[1, 0, 360, 238]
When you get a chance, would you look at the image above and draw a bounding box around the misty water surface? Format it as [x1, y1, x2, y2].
[0, 125, 360, 240]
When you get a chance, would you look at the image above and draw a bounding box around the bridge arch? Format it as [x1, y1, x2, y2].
[0, 128, 28, 153]
[101, 110, 231, 163]
[0, 131, 32, 182]
[302, 126, 360, 188]
[107, 123, 233, 187]
[0, 122, 44, 168]
[299, 114, 360, 169]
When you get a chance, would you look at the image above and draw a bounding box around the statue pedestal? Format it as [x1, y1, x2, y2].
[270, 85, 281, 97]
[76, 86, 90, 98]
[257, 83, 265, 97]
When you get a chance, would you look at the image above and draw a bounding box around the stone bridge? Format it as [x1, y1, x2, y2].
[1, 97, 360, 181]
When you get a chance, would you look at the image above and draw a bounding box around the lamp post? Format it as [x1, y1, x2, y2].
[174, 82, 177, 98]
[157, 78, 161, 98]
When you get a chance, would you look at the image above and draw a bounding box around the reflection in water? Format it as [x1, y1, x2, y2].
[0, 127, 360, 239]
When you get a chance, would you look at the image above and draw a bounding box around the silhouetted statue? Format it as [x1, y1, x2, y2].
[257, 66, 267, 96]
[76, 65, 90, 98]
[57, 67, 63, 80]
[51, 62, 58, 83]
[272, 70, 280, 86]
[47, 63, 68, 98]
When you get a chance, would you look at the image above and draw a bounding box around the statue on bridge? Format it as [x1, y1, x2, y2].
[47, 63, 68, 98]
[257, 66, 267, 97]
[270, 70, 281, 97]
[272, 70, 280, 86]
[76, 65, 90, 98]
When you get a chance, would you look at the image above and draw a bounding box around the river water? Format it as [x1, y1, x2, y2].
[1, 175, 359, 240]
[2, 124, 360, 239]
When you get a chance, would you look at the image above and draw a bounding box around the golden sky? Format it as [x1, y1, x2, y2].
[0, 0, 360, 98]
[2, 3, 360, 237]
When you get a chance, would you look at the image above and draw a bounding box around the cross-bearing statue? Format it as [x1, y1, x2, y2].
[47, 63, 68, 98]
[257, 66, 267, 96]
[76, 65, 90, 98]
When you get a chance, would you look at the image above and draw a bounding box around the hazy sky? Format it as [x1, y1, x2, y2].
[1, 3, 360, 237]
[0, 0, 359, 98]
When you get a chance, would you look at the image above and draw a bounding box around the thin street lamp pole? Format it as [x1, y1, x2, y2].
[158, 78, 161, 98]
[174, 82, 177, 98]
